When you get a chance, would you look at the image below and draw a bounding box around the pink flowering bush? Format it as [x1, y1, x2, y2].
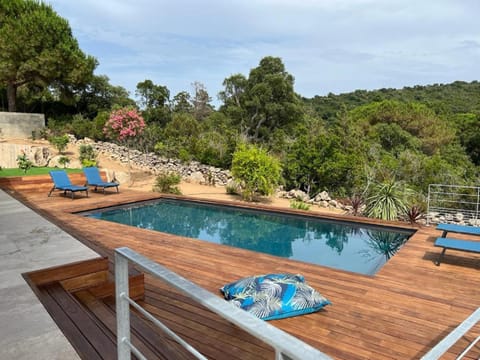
[103, 107, 145, 142]
[103, 107, 145, 183]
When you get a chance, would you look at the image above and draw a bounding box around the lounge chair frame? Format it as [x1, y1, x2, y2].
[434, 223, 480, 265]
[48, 170, 89, 200]
[83, 167, 119, 194]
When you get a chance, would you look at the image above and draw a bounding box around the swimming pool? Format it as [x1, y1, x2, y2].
[84, 199, 414, 275]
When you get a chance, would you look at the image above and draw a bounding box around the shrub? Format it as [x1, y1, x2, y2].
[231, 143, 282, 201]
[49, 134, 70, 154]
[405, 205, 424, 224]
[225, 180, 240, 195]
[17, 152, 33, 174]
[152, 172, 182, 194]
[348, 194, 364, 216]
[290, 200, 311, 211]
[58, 156, 70, 168]
[79, 144, 98, 167]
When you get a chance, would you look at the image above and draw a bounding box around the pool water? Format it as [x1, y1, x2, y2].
[84, 199, 413, 275]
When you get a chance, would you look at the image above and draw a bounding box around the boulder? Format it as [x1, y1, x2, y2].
[315, 191, 331, 202]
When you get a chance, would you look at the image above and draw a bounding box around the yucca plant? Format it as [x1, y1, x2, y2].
[364, 180, 411, 221]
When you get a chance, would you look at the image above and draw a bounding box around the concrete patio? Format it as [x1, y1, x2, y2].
[0, 189, 98, 359]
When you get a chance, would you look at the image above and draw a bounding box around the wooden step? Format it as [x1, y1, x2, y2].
[40, 282, 117, 360]
[76, 290, 195, 359]
[88, 273, 145, 301]
[26, 257, 109, 287]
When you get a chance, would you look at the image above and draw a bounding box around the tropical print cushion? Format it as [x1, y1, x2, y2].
[220, 273, 330, 321]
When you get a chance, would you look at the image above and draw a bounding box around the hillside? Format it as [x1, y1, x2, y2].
[304, 80, 480, 122]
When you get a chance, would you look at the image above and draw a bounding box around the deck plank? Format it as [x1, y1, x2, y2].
[4, 180, 480, 360]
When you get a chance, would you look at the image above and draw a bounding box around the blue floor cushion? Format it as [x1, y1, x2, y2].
[220, 273, 331, 321]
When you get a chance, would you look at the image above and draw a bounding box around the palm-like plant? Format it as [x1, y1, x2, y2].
[365, 180, 411, 221]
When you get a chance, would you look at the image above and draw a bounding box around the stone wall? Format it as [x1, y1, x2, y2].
[0, 112, 45, 139]
[75, 138, 232, 186]
[0, 143, 50, 168]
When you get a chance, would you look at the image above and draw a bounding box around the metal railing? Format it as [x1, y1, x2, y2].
[421, 307, 480, 360]
[115, 247, 332, 360]
[427, 184, 480, 225]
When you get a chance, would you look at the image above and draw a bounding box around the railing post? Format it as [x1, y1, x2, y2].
[476, 187, 479, 220]
[115, 252, 131, 360]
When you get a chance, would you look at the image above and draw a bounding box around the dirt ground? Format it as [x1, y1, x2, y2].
[3, 138, 342, 215]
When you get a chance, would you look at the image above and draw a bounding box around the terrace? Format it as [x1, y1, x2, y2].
[1, 173, 479, 359]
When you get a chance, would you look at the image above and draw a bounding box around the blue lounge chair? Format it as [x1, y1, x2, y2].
[436, 223, 480, 237]
[83, 167, 119, 194]
[48, 170, 88, 200]
[434, 237, 480, 265]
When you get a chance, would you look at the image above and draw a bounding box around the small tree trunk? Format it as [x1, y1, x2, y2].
[127, 145, 132, 186]
[7, 82, 17, 112]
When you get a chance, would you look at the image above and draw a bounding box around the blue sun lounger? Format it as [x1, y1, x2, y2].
[48, 170, 88, 200]
[436, 223, 480, 238]
[434, 223, 480, 265]
[83, 167, 119, 194]
[434, 237, 480, 265]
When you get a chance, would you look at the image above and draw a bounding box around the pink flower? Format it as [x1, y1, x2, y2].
[104, 107, 145, 142]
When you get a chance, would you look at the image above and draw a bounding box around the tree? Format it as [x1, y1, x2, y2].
[135, 79, 171, 125]
[103, 107, 145, 182]
[171, 91, 193, 113]
[231, 143, 282, 201]
[191, 81, 213, 121]
[76, 75, 134, 118]
[220, 56, 303, 141]
[0, 0, 97, 111]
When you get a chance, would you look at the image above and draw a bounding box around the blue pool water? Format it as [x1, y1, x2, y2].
[84, 199, 413, 275]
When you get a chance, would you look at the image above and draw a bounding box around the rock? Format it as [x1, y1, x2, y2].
[319, 201, 329, 208]
[186, 171, 205, 184]
[289, 189, 309, 202]
[454, 213, 464, 222]
[329, 199, 338, 208]
[315, 191, 331, 202]
[468, 219, 480, 226]
[48, 155, 81, 169]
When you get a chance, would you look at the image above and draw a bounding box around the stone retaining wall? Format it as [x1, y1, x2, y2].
[75, 138, 232, 186]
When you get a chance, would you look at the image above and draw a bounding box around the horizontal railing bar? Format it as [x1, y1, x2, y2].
[122, 294, 207, 360]
[428, 207, 478, 214]
[420, 308, 480, 360]
[429, 184, 480, 190]
[457, 335, 480, 360]
[115, 247, 332, 360]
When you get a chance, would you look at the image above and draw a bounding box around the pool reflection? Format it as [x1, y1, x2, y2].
[86, 199, 413, 275]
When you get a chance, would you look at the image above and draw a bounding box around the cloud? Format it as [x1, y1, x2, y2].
[48, 0, 480, 102]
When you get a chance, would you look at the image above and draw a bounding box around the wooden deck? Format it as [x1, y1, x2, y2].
[2, 174, 480, 360]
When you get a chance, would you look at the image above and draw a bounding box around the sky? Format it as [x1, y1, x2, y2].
[48, 0, 480, 106]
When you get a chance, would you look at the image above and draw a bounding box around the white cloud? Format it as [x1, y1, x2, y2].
[48, 0, 480, 102]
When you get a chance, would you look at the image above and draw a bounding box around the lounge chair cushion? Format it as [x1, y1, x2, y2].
[220, 273, 330, 321]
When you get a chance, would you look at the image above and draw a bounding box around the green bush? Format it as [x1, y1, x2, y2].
[16, 153, 33, 174]
[290, 200, 311, 211]
[231, 143, 282, 201]
[49, 134, 70, 154]
[152, 172, 182, 194]
[225, 180, 240, 195]
[79, 144, 98, 167]
[58, 156, 70, 168]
